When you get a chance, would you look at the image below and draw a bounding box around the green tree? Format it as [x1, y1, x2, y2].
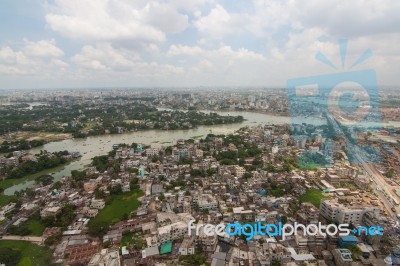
[44, 233, 62, 246]
[88, 220, 109, 237]
[243, 172, 253, 179]
[0, 247, 21, 266]
[109, 184, 123, 195]
[35, 175, 54, 186]
[130, 177, 140, 190]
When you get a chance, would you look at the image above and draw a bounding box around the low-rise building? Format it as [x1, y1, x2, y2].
[90, 199, 105, 209]
[333, 249, 353, 266]
[88, 248, 120, 266]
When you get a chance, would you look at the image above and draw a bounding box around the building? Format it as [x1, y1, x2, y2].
[232, 207, 255, 222]
[234, 165, 246, 177]
[90, 199, 105, 209]
[320, 199, 380, 224]
[0, 203, 16, 220]
[41, 206, 61, 217]
[333, 249, 353, 266]
[151, 184, 164, 195]
[63, 239, 101, 265]
[179, 237, 195, 255]
[338, 235, 359, 248]
[354, 175, 370, 190]
[83, 180, 98, 192]
[266, 242, 291, 263]
[157, 222, 187, 243]
[146, 148, 160, 157]
[198, 194, 218, 211]
[88, 249, 120, 266]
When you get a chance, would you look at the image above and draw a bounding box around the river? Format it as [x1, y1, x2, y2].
[4, 109, 400, 195]
[4, 110, 293, 194]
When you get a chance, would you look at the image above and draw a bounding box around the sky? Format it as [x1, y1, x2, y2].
[0, 0, 400, 89]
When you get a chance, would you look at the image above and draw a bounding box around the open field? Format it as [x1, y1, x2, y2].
[26, 219, 45, 236]
[0, 240, 52, 266]
[90, 189, 144, 226]
[298, 188, 326, 207]
[0, 194, 16, 207]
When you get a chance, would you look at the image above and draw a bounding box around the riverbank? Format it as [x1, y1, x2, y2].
[0, 131, 72, 143]
[0, 110, 295, 195]
[0, 159, 77, 201]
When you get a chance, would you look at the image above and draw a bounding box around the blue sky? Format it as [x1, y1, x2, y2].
[0, 0, 400, 88]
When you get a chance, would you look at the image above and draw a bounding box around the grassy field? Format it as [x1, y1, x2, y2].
[26, 219, 46, 236]
[121, 231, 144, 249]
[91, 189, 144, 226]
[298, 188, 326, 207]
[0, 194, 17, 208]
[0, 240, 52, 266]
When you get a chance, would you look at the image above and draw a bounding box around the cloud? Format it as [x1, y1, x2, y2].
[45, 0, 189, 44]
[168, 44, 266, 61]
[72, 43, 184, 79]
[166, 44, 268, 86]
[193, 0, 400, 42]
[0, 39, 68, 75]
[194, 5, 237, 39]
[2, 0, 400, 88]
[72, 43, 138, 71]
[23, 39, 64, 58]
[288, 0, 400, 37]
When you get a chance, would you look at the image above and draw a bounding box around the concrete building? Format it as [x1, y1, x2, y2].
[333, 249, 353, 266]
[198, 194, 218, 211]
[320, 199, 380, 224]
[88, 249, 120, 266]
[234, 165, 246, 177]
[157, 222, 187, 243]
[90, 199, 105, 209]
[179, 237, 195, 255]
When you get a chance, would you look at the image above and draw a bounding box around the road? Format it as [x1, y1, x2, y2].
[1, 235, 44, 244]
[351, 145, 400, 218]
[327, 114, 400, 219]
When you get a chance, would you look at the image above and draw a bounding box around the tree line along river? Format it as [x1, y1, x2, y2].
[4, 109, 400, 195]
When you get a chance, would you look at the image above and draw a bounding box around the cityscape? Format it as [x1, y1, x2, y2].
[0, 89, 399, 265]
[1, 1, 400, 266]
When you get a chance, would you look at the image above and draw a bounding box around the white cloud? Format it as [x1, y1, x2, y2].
[45, 0, 189, 44]
[167, 44, 267, 86]
[72, 43, 184, 78]
[194, 5, 236, 38]
[2, 0, 400, 88]
[72, 43, 138, 71]
[23, 39, 64, 58]
[168, 44, 265, 61]
[0, 40, 68, 76]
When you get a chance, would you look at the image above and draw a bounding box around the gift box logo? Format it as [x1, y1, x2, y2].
[286, 39, 381, 167]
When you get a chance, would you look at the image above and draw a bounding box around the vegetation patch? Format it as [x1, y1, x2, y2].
[0, 240, 52, 266]
[298, 189, 326, 207]
[179, 254, 207, 266]
[298, 151, 329, 169]
[88, 189, 144, 236]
